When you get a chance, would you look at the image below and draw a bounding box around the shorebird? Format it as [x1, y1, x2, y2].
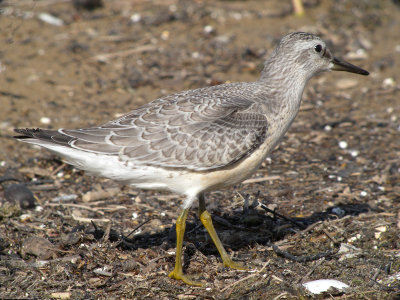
[15, 32, 369, 286]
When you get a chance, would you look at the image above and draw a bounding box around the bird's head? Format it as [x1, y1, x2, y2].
[272, 32, 369, 79]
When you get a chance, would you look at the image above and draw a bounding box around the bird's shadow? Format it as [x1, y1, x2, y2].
[84, 202, 371, 257]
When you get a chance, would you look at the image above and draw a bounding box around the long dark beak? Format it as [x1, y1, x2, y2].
[331, 57, 369, 75]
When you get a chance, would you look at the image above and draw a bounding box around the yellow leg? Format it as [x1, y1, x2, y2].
[168, 209, 203, 286]
[199, 194, 246, 270]
[292, 0, 305, 16]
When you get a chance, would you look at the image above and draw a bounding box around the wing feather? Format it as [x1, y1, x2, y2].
[16, 83, 269, 171]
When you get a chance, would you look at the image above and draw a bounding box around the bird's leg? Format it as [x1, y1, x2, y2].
[199, 193, 246, 270]
[168, 208, 203, 286]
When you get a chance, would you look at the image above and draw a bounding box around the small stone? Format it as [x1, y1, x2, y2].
[375, 225, 387, 232]
[160, 31, 170, 40]
[203, 25, 214, 34]
[61, 232, 81, 246]
[349, 149, 359, 157]
[4, 184, 36, 209]
[303, 279, 349, 294]
[382, 77, 395, 89]
[88, 277, 103, 287]
[38, 12, 64, 26]
[93, 265, 113, 276]
[19, 213, 32, 222]
[345, 49, 368, 60]
[40, 117, 51, 124]
[130, 13, 141, 23]
[332, 207, 345, 217]
[21, 236, 57, 259]
[338, 141, 348, 149]
[336, 78, 358, 89]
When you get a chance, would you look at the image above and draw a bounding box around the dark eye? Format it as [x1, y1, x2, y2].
[314, 44, 322, 53]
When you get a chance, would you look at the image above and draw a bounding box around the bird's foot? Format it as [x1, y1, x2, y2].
[222, 257, 248, 270]
[168, 269, 204, 286]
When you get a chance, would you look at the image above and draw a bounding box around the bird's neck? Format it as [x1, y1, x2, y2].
[258, 59, 310, 112]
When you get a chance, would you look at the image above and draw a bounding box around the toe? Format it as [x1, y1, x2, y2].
[223, 259, 248, 270]
[169, 270, 204, 286]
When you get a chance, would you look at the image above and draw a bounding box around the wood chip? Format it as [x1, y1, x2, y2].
[51, 292, 71, 299]
[242, 175, 280, 184]
[82, 187, 120, 202]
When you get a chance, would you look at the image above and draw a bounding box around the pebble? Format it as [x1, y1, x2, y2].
[130, 13, 141, 23]
[40, 117, 51, 125]
[345, 48, 368, 60]
[331, 207, 345, 217]
[93, 265, 113, 277]
[335, 78, 358, 89]
[203, 25, 214, 34]
[382, 77, 395, 89]
[160, 30, 170, 40]
[4, 183, 36, 209]
[338, 243, 362, 260]
[349, 149, 359, 157]
[37, 12, 64, 26]
[19, 213, 32, 222]
[61, 232, 81, 246]
[303, 279, 349, 294]
[348, 233, 361, 243]
[21, 236, 57, 259]
[358, 36, 372, 50]
[338, 243, 361, 254]
[338, 141, 348, 149]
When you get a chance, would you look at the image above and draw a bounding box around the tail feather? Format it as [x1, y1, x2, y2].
[14, 128, 73, 146]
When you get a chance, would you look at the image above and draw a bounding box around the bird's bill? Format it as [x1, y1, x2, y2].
[331, 57, 369, 75]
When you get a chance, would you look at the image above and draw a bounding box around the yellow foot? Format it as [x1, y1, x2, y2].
[222, 258, 248, 270]
[168, 270, 204, 286]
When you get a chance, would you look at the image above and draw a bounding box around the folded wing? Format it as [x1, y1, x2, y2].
[15, 85, 269, 171]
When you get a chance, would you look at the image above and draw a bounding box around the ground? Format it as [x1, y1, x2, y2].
[0, 0, 399, 299]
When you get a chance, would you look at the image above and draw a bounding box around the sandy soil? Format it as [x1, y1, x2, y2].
[0, 0, 399, 298]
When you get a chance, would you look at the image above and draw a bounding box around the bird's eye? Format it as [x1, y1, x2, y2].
[314, 44, 322, 53]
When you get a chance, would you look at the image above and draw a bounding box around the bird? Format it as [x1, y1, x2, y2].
[14, 32, 369, 286]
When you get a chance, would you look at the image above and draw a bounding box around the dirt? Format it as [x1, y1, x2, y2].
[0, 0, 399, 299]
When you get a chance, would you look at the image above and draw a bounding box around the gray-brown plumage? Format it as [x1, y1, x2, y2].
[16, 85, 269, 171]
[15, 32, 369, 285]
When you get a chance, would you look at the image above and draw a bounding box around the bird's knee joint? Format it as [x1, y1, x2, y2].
[200, 210, 212, 222]
[176, 217, 185, 227]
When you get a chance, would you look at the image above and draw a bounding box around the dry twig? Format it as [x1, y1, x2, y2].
[221, 260, 270, 293]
